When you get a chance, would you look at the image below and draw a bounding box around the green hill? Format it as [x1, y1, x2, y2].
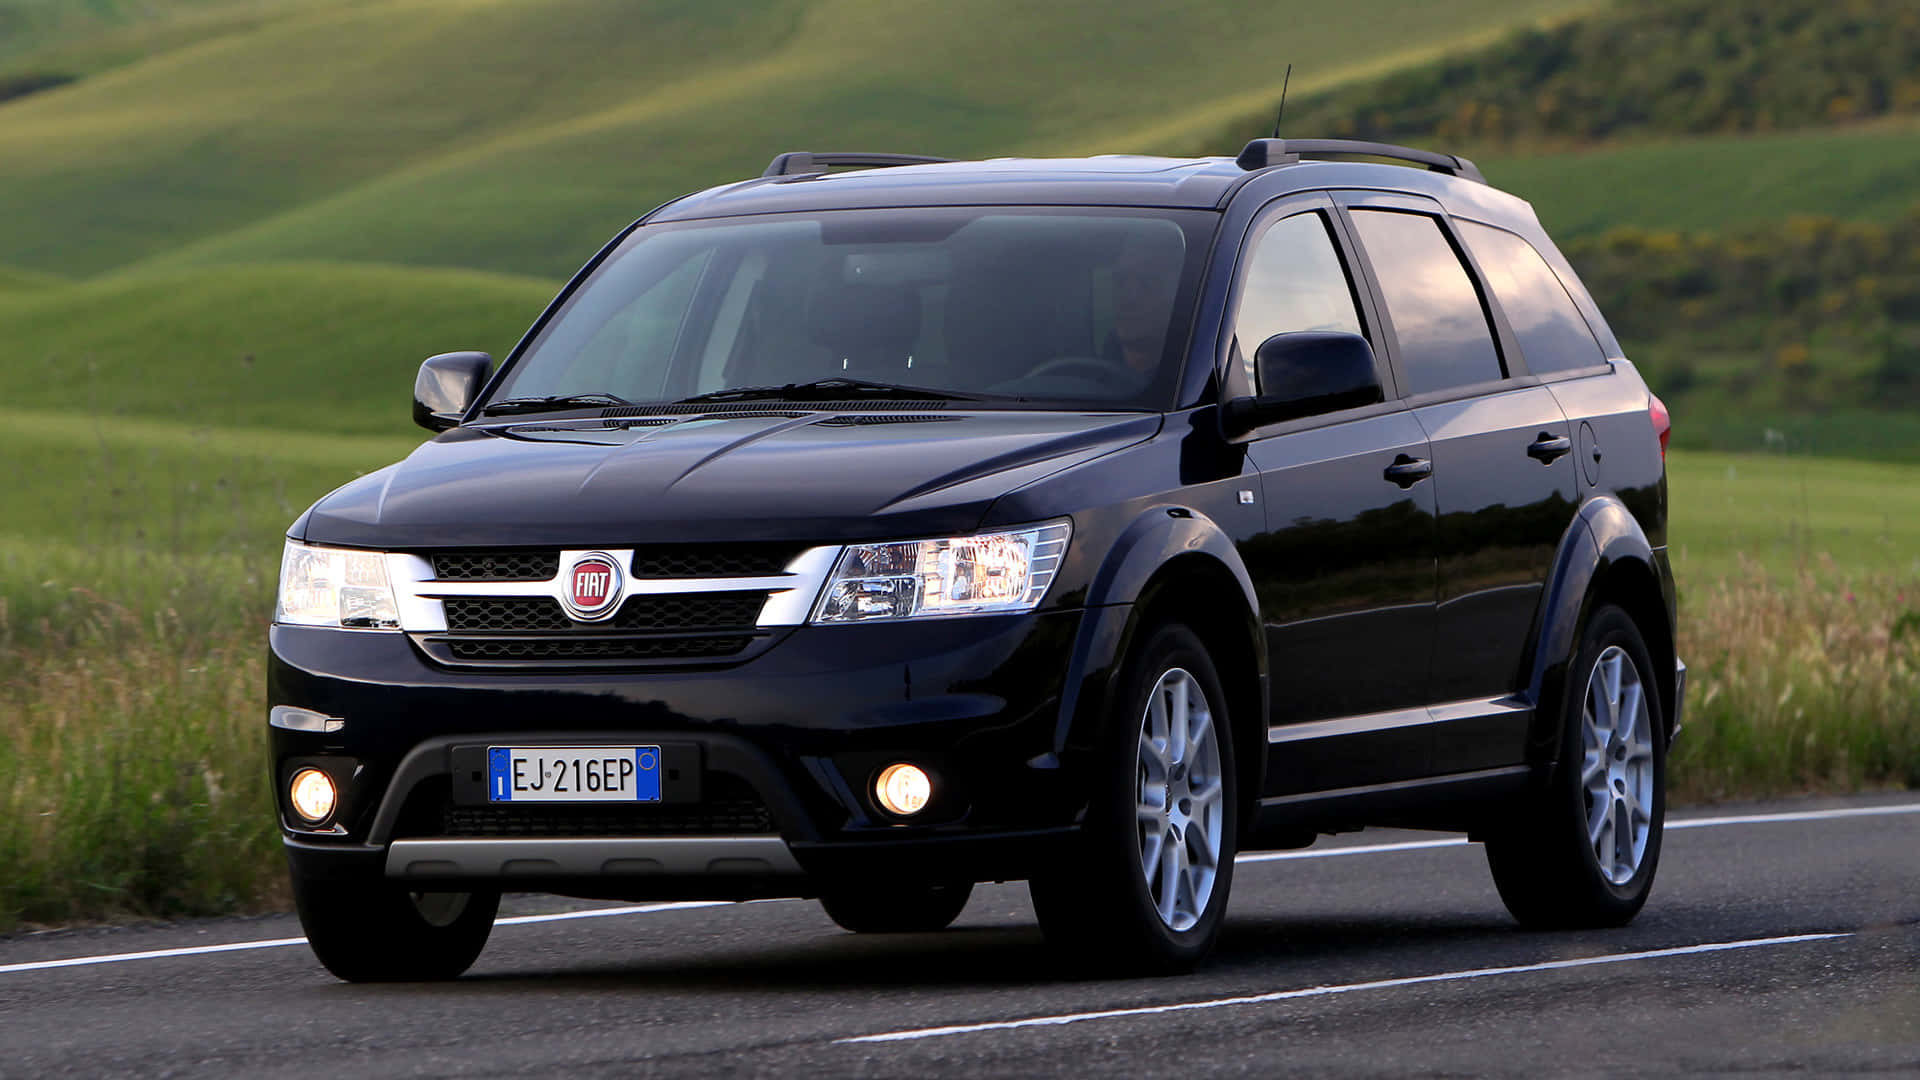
[0, 0, 1595, 280]
[1488, 120, 1920, 240]
[0, 262, 553, 435]
[0, 264, 60, 292]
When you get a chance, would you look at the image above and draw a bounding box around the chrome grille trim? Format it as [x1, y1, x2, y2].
[384, 545, 842, 633]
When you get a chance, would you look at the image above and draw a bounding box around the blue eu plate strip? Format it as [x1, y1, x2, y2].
[489, 747, 513, 801]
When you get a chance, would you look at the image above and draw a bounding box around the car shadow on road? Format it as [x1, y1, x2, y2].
[420, 910, 1526, 997]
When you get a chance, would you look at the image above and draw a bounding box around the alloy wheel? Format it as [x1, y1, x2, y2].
[1135, 667, 1225, 931]
[1580, 645, 1655, 884]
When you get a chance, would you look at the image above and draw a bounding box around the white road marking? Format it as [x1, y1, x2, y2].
[1239, 837, 1464, 863]
[0, 901, 727, 976]
[1237, 800, 1920, 864]
[1, 801, 1913, 978]
[837, 932, 1852, 1044]
[1667, 802, 1920, 830]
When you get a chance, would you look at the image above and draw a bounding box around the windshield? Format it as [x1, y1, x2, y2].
[488, 207, 1215, 412]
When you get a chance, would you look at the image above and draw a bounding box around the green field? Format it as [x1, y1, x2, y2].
[1668, 451, 1920, 579]
[1485, 121, 1920, 240]
[0, 262, 553, 435]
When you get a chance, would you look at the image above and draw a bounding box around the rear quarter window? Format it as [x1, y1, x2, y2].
[1457, 221, 1607, 375]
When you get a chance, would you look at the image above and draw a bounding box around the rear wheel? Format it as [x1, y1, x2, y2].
[1030, 622, 1238, 973]
[1486, 604, 1666, 928]
[293, 875, 498, 982]
[819, 882, 973, 933]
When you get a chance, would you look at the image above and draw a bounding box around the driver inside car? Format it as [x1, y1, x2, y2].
[1105, 227, 1185, 377]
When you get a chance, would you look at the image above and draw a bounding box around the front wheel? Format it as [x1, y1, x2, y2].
[1030, 622, 1238, 973]
[1485, 604, 1666, 928]
[293, 874, 499, 982]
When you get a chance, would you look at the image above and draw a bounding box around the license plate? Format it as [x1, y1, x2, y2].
[487, 746, 662, 803]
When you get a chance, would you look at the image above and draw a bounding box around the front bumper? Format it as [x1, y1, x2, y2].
[270, 609, 1108, 895]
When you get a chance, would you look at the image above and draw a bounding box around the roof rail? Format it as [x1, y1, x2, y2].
[762, 152, 953, 178]
[1234, 138, 1484, 184]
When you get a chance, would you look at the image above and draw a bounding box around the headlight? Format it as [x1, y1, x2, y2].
[276, 540, 401, 630]
[811, 520, 1070, 623]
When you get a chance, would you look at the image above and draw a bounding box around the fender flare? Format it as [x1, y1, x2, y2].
[1523, 494, 1670, 765]
[1053, 506, 1268, 795]
[1083, 506, 1261, 615]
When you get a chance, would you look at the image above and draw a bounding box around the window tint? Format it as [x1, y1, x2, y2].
[492, 209, 1214, 410]
[1349, 209, 1503, 395]
[560, 251, 707, 401]
[1233, 212, 1364, 391]
[1457, 221, 1607, 374]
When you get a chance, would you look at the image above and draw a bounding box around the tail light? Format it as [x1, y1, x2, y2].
[1648, 393, 1671, 461]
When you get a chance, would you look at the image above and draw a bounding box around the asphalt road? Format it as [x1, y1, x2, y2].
[2, 793, 1915, 1078]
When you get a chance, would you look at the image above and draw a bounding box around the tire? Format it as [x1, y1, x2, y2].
[819, 881, 973, 933]
[1486, 603, 1666, 929]
[1030, 622, 1238, 974]
[292, 874, 499, 982]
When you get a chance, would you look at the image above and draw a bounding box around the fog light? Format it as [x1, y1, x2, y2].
[289, 767, 338, 824]
[874, 763, 931, 816]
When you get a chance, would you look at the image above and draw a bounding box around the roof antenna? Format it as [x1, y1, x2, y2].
[1271, 64, 1293, 138]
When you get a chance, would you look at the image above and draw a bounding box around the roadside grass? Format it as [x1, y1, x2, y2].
[1670, 561, 1920, 804]
[0, 573, 278, 927]
[2, 430, 1915, 929]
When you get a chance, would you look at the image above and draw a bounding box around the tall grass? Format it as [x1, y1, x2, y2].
[1670, 561, 1920, 801]
[0, 553, 278, 929]
[0, 616, 276, 927]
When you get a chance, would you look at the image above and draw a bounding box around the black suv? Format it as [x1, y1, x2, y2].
[271, 139, 1683, 980]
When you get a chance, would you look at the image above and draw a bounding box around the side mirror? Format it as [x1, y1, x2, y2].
[413, 351, 492, 432]
[1223, 332, 1383, 433]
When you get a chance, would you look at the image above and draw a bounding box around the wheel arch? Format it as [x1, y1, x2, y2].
[1525, 495, 1678, 767]
[1065, 508, 1268, 811]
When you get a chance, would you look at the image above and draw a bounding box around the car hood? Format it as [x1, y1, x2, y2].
[297, 410, 1161, 549]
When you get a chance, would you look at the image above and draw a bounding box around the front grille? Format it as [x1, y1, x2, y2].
[628, 544, 804, 578]
[444, 597, 572, 633]
[427, 545, 803, 582]
[612, 591, 768, 630]
[444, 637, 754, 662]
[443, 592, 768, 634]
[431, 551, 558, 581]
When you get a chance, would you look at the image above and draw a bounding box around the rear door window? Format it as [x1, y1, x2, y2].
[1348, 209, 1503, 396]
[1456, 221, 1607, 374]
[1232, 211, 1366, 391]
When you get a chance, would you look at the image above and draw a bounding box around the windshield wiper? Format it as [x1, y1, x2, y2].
[674, 378, 995, 404]
[480, 392, 635, 416]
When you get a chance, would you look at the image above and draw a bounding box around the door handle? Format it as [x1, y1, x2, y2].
[1527, 432, 1573, 464]
[1383, 453, 1432, 488]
